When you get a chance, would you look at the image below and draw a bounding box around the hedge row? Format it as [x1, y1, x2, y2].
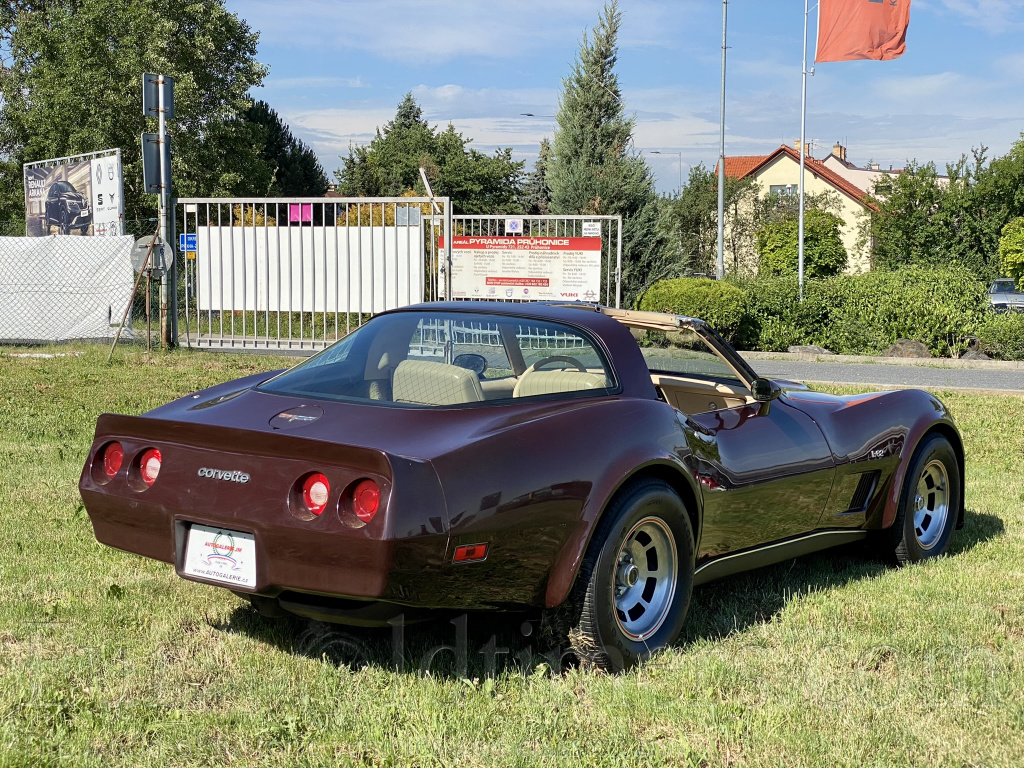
[976, 311, 1024, 360]
[639, 267, 1001, 358]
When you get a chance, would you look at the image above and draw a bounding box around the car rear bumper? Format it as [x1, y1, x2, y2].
[83, 487, 448, 604]
[79, 415, 453, 607]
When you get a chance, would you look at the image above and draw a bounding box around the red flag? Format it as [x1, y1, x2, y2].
[816, 0, 911, 63]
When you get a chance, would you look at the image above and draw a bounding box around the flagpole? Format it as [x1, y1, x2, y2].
[798, 0, 810, 302]
[716, 0, 728, 280]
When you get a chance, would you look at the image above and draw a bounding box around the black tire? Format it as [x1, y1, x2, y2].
[60, 210, 70, 235]
[869, 433, 961, 564]
[560, 478, 695, 672]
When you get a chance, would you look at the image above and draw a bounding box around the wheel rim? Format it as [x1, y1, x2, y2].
[913, 460, 950, 550]
[611, 516, 677, 640]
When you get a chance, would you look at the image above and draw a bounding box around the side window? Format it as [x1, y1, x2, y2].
[638, 328, 745, 386]
[512, 320, 612, 398]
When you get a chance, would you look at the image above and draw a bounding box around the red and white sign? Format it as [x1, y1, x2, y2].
[440, 236, 601, 301]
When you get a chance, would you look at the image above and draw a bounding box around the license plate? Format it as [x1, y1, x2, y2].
[182, 524, 257, 587]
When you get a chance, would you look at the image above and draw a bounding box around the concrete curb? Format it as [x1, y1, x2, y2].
[791, 379, 1024, 397]
[739, 351, 1024, 371]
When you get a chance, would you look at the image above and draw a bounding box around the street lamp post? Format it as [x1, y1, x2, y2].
[648, 150, 684, 190]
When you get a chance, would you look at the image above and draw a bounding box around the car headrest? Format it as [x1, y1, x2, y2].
[512, 369, 609, 398]
[392, 360, 485, 406]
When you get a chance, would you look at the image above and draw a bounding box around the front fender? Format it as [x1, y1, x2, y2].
[789, 388, 963, 531]
[880, 394, 964, 530]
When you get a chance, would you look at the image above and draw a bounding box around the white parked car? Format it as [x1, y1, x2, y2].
[988, 279, 1024, 312]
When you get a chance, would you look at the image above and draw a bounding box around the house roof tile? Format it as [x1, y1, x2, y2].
[722, 145, 876, 211]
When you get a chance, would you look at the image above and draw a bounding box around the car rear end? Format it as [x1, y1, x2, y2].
[79, 412, 449, 613]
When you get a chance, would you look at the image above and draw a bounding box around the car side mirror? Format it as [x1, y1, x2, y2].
[751, 378, 781, 414]
[751, 378, 780, 402]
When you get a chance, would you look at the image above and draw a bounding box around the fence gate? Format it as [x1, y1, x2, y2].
[176, 196, 450, 351]
[428, 214, 622, 309]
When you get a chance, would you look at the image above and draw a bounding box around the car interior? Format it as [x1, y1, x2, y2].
[599, 308, 757, 413]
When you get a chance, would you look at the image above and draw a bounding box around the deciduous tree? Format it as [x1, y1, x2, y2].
[658, 165, 759, 277]
[757, 208, 848, 278]
[519, 138, 553, 216]
[335, 93, 523, 214]
[998, 217, 1024, 289]
[0, 0, 267, 223]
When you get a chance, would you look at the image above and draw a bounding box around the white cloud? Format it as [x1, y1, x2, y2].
[237, 0, 1024, 193]
[232, 0, 709, 62]
[261, 76, 370, 90]
[925, 0, 1024, 34]
[234, 0, 604, 61]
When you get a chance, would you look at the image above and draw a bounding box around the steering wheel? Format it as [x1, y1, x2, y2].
[523, 355, 587, 374]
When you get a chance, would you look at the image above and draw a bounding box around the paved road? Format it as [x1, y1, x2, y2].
[750, 359, 1024, 393]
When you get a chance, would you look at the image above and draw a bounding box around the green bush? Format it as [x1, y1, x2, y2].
[977, 311, 1024, 360]
[757, 209, 848, 278]
[639, 278, 747, 342]
[737, 265, 989, 357]
[998, 217, 1024, 290]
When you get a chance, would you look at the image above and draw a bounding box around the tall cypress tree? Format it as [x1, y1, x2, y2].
[520, 138, 553, 215]
[548, 0, 667, 306]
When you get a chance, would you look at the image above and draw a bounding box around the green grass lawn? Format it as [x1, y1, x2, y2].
[1, 346, 1022, 767]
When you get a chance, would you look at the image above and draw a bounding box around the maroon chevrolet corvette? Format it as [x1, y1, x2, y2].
[80, 302, 964, 670]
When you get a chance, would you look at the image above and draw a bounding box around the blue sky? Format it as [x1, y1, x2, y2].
[225, 0, 1024, 194]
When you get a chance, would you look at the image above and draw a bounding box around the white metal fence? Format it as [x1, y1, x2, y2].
[177, 197, 451, 351]
[175, 205, 620, 352]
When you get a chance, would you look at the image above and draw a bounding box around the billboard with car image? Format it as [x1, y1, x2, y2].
[22, 150, 124, 237]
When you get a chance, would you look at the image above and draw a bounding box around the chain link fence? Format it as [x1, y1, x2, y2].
[0, 220, 137, 345]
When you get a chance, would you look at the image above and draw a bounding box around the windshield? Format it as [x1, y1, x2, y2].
[258, 311, 615, 407]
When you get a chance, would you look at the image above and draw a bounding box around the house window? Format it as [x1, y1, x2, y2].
[770, 184, 797, 196]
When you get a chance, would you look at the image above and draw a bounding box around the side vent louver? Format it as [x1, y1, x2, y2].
[848, 471, 880, 513]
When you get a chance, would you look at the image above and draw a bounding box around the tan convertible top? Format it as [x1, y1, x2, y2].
[598, 307, 700, 332]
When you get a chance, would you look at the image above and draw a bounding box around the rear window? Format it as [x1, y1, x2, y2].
[258, 311, 614, 407]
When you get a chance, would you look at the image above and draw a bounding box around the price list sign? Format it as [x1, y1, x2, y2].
[440, 236, 602, 301]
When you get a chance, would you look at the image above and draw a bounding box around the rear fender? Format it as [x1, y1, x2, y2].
[543, 453, 700, 609]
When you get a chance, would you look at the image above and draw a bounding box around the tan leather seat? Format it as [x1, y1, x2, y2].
[392, 360, 485, 406]
[512, 369, 609, 398]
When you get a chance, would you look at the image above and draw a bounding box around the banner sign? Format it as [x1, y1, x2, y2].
[440, 236, 601, 301]
[23, 150, 124, 237]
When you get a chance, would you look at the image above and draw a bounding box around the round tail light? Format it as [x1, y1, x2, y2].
[102, 442, 123, 478]
[140, 448, 162, 486]
[352, 479, 380, 523]
[302, 473, 330, 515]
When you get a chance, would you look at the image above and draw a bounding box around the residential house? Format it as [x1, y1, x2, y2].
[821, 143, 902, 193]
[721, 142, 875, 274]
